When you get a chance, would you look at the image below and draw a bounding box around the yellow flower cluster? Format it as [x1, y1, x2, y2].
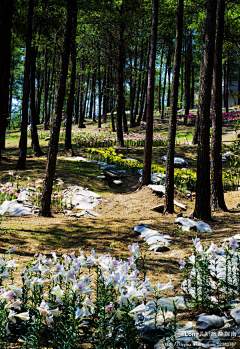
[87, 147, 197, 189]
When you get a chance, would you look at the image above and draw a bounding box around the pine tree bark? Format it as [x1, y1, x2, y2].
[36, 64, 43, 125]
[16, 0, 33, 170]
[134, 39, 143, 122]
[193, 0, 218, 220]
[48, 44, 56, 124]
[65, 1, 77, 154]
[98, 49, 102, 129]
[78, 61, 85, 128]
[136, 70, 147, 126]
[39, 0, 75, 217]
[83, 71, 90, 119]
[130, 44, 138, 127]
[89, 72, 95, 120]
[30, 46, 43, 156]
[158, 40, 164, 112]
[167, 53, 172, 107]
[211, 0, 227, 211]
[161, 39, 171, 120]
[184, 32, 192, 119]
[142, 0, 158, 185]
[164, 0, 184, 214]
[116, 19, 125, 146]
[191, 64, 195, 109]
[43, 44, 49, 130]
[0, 0, 14, 157]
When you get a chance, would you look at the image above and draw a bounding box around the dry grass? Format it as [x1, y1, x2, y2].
[0, 122, 240, 295]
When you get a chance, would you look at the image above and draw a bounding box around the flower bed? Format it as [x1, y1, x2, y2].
[0, 174, 65, 209]
[86, 147, 197, 191]
[180, 236, 240, 312]
[0, 243, 175, 348]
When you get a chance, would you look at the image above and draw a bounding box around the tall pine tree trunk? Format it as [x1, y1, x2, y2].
[98, 49, 102, 129]
[193, 0, 217, 220]
[161, 39, 171, 120]
[134, 39, 143, 122]
[43, 44, 49, 130]
[39, 0, 75, 217]
[211, 0, 227, 211]
[116, 19, 125, 146]
[184, 32, 192, 118]
[158, 40, 164, 112]
[78, 61, 85, 128]
[48, 44, 56, 125]
[130, 44, 138, 127]
[16, 0, 33, 169]
[142, 0, 158, 185]
[65, 1, 77, 154]
[30, 45, 43, 156]
[164, 0, 183, 214]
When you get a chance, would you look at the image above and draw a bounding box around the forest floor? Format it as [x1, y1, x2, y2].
[0, 120, 240, 297]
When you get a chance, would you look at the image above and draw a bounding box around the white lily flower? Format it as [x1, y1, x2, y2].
[75, 308, 84, 319]
[51, 285, 64, 298]
[192, 237, 200, 246]
[157, 280, 174, 292]
[49, 308, 60, 317]
[129, 303, 147, 313]
[15, 312, 30, 321]
[5, 300, 21, 310]
[8, 309, 17, 323]
[6, 259, 18, 269]
[0, 271, 9, 278]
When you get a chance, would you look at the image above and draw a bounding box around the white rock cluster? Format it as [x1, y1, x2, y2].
[134, 224, 172, 252]
[175, 217, 212, 232]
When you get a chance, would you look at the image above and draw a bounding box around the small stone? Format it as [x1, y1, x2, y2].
[65, 156, 88, 162]
[174, 200, 187, 210]
[230, 305, 240, 324]
[148, 184, 165, 195]
[113, 180, 122, 185]
[150, 245, 170, 253]
[150, 204, 164, 212]
[45, 137, 50, 141]
[196, 314, 225, 330]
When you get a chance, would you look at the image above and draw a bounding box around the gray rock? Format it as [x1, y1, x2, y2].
[103, 170, 119, 178]
[101, 164, 117, 171]
[224, 151, 234, 159]
[149, 245, 171, 253]
[137, 297, 187, 343]
[78, 209, 100, 218]
[230, 305, 240, 324]
[196, 315, 225, 330]
[65, 156, 88, 162]
[113, 180, 122, 185]
[148, 184, 165, 195]
[134, 225, 158, 236]
[145, 236, 170, 246]
[150, 204, 164, 212]
[162, 156, 188, 168]
[174, 200, 187, 211]
[151, 173, 166, 184]
[124, 157, 138, 162]
[0, 200, 33, 215]
[175, 217, 212, 233]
